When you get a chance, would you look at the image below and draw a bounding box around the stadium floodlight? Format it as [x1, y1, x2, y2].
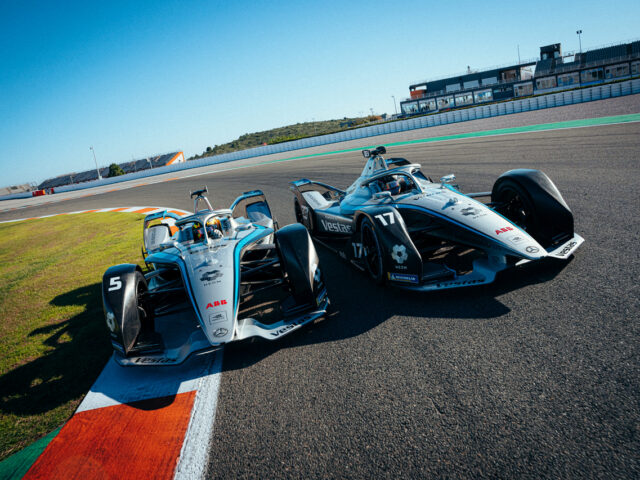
[576, 30, 583, 53]
[90, 146, 102, 180]
[391, 95, 398, 115]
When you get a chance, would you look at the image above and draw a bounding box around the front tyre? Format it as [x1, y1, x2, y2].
[275, 223, 323, 306]
[492, 179, 537, 234]
[294, 198, 313, 234]
[492, 169, 574, 248]
[360, 218, 384, 285]
[103, 264, 155, 355]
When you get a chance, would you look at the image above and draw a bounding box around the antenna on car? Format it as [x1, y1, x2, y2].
[190, 186, 208, 198]
[362, 146, 386, 159]
[190, 186, 213, 212]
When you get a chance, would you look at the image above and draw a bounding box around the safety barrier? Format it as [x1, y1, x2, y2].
[2, 78, 639, 201]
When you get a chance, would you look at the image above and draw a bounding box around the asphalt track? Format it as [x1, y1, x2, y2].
[5, 120, 640, 477]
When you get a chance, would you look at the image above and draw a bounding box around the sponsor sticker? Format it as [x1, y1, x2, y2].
[213, 327, 228, 338]
[270, 315, 313, 337]
[525, 246, 539, 254]
[206, 299, 228, 309]
[496, 226, 514, 235]
[391, 244, 408, 264]
[200, 269, 223, 282]
[105, 312, 116, 332]
[208, 311, 227, 326]
[134, 357, 176, 364]
[461, 207, 480, 216]
[555, 241, 577, 257]
[508, 235, 525, 244]
[320, 219, 351, 234]
[436, 278, 483, 288]
[388, 272, 419, 284]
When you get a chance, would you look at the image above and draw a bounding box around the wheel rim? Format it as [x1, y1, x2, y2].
[361, 223, 382, 279]
[500, 187, 532, 231]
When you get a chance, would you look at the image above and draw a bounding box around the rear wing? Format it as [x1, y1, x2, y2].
[289, 179, 345, 196]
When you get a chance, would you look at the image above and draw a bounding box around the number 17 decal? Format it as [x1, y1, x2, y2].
[375, 212, 395, 226]
[352, 242, 368, 258]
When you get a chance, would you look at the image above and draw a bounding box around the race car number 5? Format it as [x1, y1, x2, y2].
[375, 212, 395, 226]
[108, 276, 122, 291]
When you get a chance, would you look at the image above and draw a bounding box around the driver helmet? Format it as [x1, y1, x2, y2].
[384, 180, 400, 195]
[192, 222, 204, 241]
[206, 217, 223, 239]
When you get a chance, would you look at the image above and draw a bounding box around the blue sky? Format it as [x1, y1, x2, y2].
[0, 0, 638, 186]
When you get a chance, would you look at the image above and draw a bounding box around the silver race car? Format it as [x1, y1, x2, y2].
[290, 146, 583, 290]
[102, 188, 328, 366]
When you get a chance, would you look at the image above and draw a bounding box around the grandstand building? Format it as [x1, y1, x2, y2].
[400, 39, 640, 116]
[0, 183, 33, 196]
[38, 151, 184, 190]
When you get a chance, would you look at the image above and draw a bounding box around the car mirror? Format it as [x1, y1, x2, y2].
[440, 174, 456, 184]
[144, 224, 172, 252]
[373, 191, 392, 200]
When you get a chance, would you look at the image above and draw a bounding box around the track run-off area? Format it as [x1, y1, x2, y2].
[2, 102, 639, 478]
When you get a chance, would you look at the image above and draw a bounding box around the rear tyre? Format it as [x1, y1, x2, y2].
[361, 218, 384, 285]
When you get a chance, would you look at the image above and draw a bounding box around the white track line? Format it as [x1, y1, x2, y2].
[174, 349, 224, 480]
[0, 206, 191, 224]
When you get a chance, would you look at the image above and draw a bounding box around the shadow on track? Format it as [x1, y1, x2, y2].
[0, 250, 569, 414]
[221, 247, 570, 373]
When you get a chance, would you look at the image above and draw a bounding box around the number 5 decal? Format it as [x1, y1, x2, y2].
[108, 276, 122, 291]
[375, 212, 395, 226]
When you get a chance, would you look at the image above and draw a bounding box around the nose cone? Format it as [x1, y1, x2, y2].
[182, 245, 236, 344]
[492, 227, 546, 260]
[414, 188, 546, 260]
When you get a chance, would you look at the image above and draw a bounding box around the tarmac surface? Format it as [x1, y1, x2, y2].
[4, 113, 640, 478]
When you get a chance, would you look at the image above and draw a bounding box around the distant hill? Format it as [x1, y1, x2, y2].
[190, 116, 382, 160]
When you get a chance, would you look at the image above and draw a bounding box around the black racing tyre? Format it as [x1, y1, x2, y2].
[134, 271, 154, 333]
[492, 179, 538, 237]
[294, 198, 314, 234]
[360, 218, 385, 285]
[294, 198, 304, 224]
[275, 223, 319, 306]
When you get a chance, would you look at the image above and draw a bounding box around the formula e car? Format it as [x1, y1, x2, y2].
[290, 146, 583, 291]
[102, 188, 328, 366]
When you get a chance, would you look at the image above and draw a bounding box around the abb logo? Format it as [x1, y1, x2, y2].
[206, 300, 228, 309]
[495, 226, 514, 235]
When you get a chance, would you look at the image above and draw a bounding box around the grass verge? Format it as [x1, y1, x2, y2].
[0, 212, 145, 461]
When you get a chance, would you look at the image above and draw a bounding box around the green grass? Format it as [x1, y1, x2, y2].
[0, 212, 146, 461]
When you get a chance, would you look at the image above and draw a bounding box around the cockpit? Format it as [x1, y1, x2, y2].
[367, 172, 420, 196]
[177, 214, 231, 245]
[172, 186, 245, 246]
